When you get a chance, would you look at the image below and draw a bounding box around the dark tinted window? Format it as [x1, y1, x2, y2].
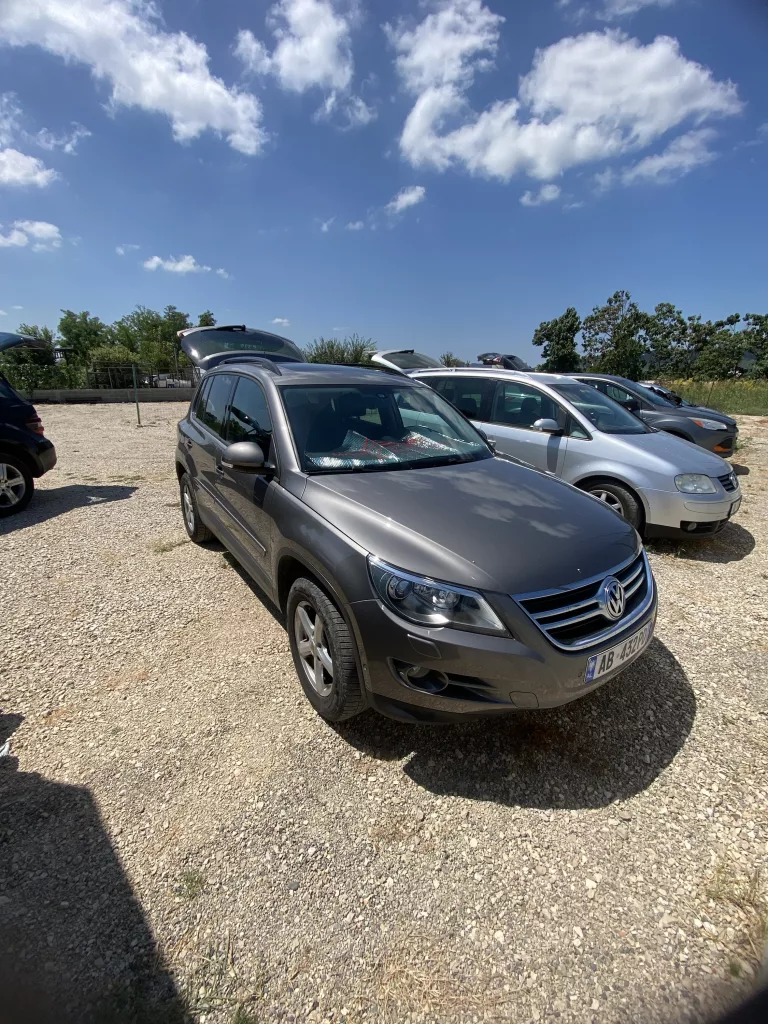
[489, 380, 562, 429]
[383, 351, 442, 369]
[182, 328, 303, 363]
[192, 377, 211, 418]
[227, 376, 273, 456]
[197, 373, 234, 437]
[429, 376, 493, 420]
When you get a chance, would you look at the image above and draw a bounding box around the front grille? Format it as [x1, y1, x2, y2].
[515, 551, 653, 652]
[718, 472, 736, 493]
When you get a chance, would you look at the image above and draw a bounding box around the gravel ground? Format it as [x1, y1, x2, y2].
[1, 403, 766, 1024]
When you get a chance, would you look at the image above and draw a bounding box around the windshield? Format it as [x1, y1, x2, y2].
[181, 328, 303, 364]
[281, 383, 491, 473]
[381, 351, 442, 369]
[549, 381, 651, 434]
[632, 382, 677, 407]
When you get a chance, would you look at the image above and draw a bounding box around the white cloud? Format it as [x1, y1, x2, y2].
[0, 93, 21, 146]
[345, 220, 365, 230]
[563, 200, 585, 209]
[143, 254, 211, 274]
[12, 304, 23, 309]
[621, 128, 717, 184]
[215, 268, 230, 279]
[116, 243, 139, 256]
[0, 0, 265, 155]
[0, 219, 62, 250]
[385, 184, 426, 215]
[0, 148, 58, 187]
[520, 183, 561, 206]
[600, 0, 677, 19]
[0, 309, 6, 316]
[271, 317, 291, 327]
[319, 216, 335, 232]
[387, 4, 741, 185]
[235, 0, 374, 128]
[35, 123, 91, 154]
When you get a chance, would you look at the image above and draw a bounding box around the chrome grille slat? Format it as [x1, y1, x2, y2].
[514, 550, 654, 652]
[718, 472, 736, 493]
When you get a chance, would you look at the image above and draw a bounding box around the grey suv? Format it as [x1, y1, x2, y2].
[175, 355, 657, 724]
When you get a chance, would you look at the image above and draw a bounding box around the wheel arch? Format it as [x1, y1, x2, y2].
[0, 443, 37, 477]
[572, 473, 648, 531]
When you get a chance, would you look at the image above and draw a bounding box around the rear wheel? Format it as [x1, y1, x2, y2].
[286, 577, 366, 722]
[179, 473, 212, 543]
[0, 456, 33, 517]
[583, 478, 643, 531]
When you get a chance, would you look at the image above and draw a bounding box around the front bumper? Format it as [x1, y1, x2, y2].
[643, 482, 742, 536]
[349, 582, 657, 722]
[693, 429, 738, 456]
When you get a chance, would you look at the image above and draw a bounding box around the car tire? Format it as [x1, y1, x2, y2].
[179, 473, 213, 544]
[286, 577, 366, 722]
[0, 455, 34, 517]
[583, 478, 643, 531]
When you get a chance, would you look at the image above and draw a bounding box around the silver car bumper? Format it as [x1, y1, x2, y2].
[644, 483, 742, 530]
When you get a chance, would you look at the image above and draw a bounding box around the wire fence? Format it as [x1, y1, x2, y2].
[1, 362, 197, 395]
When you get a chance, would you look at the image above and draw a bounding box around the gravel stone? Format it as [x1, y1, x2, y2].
[0, 404, 766, 1024]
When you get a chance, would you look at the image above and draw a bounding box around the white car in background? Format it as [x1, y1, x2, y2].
[411, 367, 742, 540]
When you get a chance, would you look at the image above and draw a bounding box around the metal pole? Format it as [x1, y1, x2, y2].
[132, 363, 142, 427]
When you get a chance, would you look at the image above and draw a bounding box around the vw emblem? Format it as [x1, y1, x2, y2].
[598, 576, 625, 620]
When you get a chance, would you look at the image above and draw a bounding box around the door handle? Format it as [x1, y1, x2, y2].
[215, 464, 225, 476]
[184, 438, 193, 450]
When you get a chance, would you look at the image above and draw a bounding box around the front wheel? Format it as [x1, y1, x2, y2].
[286, 578, 366, 722]
[0, 456, 34, 517]
[179, 473, 212, 543]
[584, 479, 643, 531]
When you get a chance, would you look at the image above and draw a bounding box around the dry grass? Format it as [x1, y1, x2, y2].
[168, 931, 267, 1019]
[177, 868, 206, 900]
[151, 536, 189, 554]
[704, 857, 767, 964]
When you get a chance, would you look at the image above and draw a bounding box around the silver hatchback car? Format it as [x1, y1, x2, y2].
[412, 368, 741, 539]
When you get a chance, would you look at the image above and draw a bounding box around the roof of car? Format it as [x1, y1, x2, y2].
[213, 360, 424, 387]
[564, 372, 632, 384]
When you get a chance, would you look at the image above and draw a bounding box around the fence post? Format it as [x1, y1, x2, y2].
[132, 363, 142, 427]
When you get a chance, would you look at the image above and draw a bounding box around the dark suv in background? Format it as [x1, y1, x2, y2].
[570, 373, 738, 456]
[175, 346, 656, 725]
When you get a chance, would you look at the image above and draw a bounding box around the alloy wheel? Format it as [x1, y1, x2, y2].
[182, 482, 195, 532]
[294, 600, 334, 697]
[590, 488, 624, 516]
[0, 463, 26, 508]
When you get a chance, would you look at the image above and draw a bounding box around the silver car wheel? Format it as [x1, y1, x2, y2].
[0, 463, 26, 507]
[294, 600, 334, 697]
[182, 482, 195, 532]
[590, 488, 624, 516]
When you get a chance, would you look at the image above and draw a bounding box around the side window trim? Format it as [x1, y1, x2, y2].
[191, 376, 212, 421]
[226, 375, 280, 471]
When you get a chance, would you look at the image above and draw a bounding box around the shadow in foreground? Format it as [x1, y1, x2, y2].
[648, 521, 755, 564]
[336, 638, 695, 810]
[0, 715, 189, 1024]
[0, 484, 137, 535]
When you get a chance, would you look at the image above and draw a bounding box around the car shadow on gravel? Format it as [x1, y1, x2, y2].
[0, 484, 137, 535]
[336, 638, 695, 810]
[0, 713, 190, 1024]
[647, 521, 755, 563]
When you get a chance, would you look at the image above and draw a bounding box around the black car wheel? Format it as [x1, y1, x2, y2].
[584, 478, 643, 531]
[286, 577, 366, 722]
[0, 455, 33, 517]
[179, 473, 212, 543]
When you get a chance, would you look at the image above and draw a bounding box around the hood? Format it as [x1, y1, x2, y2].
[0, 331, 47, 353]
[608, 429, 730, 475]
[665, 404, 737, 429]
[302, 457, 638, 595]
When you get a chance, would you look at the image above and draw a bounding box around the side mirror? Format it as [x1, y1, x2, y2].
[621, 398, 641, 414]
[221, 440, 267, 473]
[532, 418, 562, 434]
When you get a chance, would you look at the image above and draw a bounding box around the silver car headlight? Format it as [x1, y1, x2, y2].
[675, 474, 717, 494]
[368, 557, 507, 634]
[692, 418, 728, 430]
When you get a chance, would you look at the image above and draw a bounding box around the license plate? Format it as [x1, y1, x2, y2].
[585, 621, 653, 683]
[729, 497, 741, 518]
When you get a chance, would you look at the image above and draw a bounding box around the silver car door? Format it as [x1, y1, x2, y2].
[478, 379, 568, 475]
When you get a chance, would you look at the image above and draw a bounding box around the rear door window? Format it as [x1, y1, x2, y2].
[227, 376, 273, 457]
[429, 375, 493, 420]
[197, 373, 235, 439]
[489, 380, 563, 430]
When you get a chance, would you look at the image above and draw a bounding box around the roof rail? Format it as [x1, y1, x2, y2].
[216, 354, 284, 375]
[350, 362, 408, 376]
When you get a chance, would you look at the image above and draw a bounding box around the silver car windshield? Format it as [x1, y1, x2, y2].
[550, 381, 651, 435]
[281, 384, 492, 473]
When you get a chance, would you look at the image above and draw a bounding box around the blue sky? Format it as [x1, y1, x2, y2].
[0, 0, 766, 364]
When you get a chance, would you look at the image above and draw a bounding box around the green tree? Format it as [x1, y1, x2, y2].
[303, 334, 374, 364]
[197, 310, 216, 327]
[109, 305, 191, 370]
[742, 313, 768, 378]
[58, 309, 112, 365]
[439, 352, 465, 366]
[89, 343, 138, 364]
[581, 290, 647, 380]
[690, 314, 745, 380]
[644, 303, 691, 377]
[531, 307, 582, 372]
[0, 324, 57, 367]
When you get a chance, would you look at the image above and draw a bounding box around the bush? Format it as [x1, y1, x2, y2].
[303, 334, 374, 364]
[659, 379, 768, 416]
[1, 362, 87, 395]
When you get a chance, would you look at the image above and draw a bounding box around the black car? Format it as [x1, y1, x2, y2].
[0, 333, 57, 517]
[175, 341, 656, 725]
[569, 373, 738, 456]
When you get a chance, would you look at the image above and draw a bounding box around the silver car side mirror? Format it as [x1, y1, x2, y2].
[532, 418, 562, 435]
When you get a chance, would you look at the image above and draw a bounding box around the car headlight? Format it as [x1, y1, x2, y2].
[692, 418, 728, 430]
[368, 557, 507, 634]
[675, 474, 717, 494]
